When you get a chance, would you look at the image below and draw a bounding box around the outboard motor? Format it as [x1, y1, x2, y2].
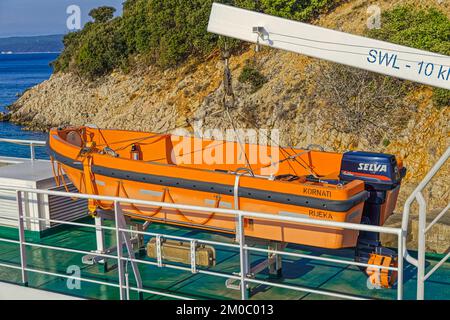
[339, 151, 406, 288]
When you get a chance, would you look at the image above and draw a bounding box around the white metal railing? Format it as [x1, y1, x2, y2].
[1, 138, 449, 300]
[0, 184, 404, 300]
[0, 138, 46, 161]
[401, 146, 450, 300]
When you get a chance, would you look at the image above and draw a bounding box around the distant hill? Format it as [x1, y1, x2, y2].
[0, 35, 64, 53]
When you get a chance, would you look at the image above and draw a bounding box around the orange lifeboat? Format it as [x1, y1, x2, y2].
[47, 126, 404, 250]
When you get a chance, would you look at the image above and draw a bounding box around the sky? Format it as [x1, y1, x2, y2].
[0, 0, 124, 38]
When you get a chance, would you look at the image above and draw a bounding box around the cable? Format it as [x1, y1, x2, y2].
[269, 31, 449, 59]
[269, 37, 450, 68]
[220, 40, 255, 175]
[234, 110, 315, 177]
[249, 29, 450, 68]
[224, 103, 255, 174]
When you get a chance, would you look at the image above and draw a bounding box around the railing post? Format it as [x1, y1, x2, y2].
[16, 191, 28, 286]
[94, 215, 106, 255]
[401, 147, 449, 269]
[125, 272, 130, 301]
[30, 143, 35, 161]
[416, 192, 427, 300]
[190, 240, 197, 274]
[237, 213, 249, 300]
[397, 230, 403, 300]
[114, 201, 126, 300]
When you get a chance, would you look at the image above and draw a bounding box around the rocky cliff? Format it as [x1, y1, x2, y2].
[8, 0, 450, 217]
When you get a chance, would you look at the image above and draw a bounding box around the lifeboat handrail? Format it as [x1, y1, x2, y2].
[0, 183, 405, 300]
[400, 146, 450, 300]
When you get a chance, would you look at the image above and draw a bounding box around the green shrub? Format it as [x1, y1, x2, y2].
[368, 6, 450, 107]
[433, 88, 450, 108]
[138, 0, 218, 67]
[89, 6, 116, 23]
[368, 6, 450, 54]
[54, 0, 342, 79]
[238, 61, 267, 92]
[52, 31, 82, 72]
[75, 20, 128, 79]
[259, 0, 340, 21]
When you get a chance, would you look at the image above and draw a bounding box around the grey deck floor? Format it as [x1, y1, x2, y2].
[0, 218, 448, 300]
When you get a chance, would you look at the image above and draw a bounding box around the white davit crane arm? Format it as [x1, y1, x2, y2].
[207, 3, 450, 90]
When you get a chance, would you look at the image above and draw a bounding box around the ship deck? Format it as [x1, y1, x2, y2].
[0, 218, 448, 300]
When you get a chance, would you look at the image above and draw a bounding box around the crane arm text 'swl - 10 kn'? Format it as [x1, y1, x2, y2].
[208, 3, 450, 90]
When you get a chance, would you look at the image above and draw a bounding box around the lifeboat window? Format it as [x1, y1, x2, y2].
[287, 198, 291, 202]
[268, 196, 271, 199]
[305, 201, 309, 204]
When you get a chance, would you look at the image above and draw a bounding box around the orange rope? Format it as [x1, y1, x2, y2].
[50, 159, 78, 201]
[91, 180, 120, 212]
[118, 181, 164, 218]
[164, 188, 218, 225]
[50, 156, 61, 186]
[117, 182, 219, 226]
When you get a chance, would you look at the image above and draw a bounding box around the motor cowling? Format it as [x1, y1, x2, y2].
[340, 151, 406, 190]
[340, 151, 406, 227]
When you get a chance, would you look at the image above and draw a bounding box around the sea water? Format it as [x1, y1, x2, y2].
[0, 53, 58, 159]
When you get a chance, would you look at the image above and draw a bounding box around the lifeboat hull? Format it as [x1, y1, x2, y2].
[48, 127, 370, 249]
